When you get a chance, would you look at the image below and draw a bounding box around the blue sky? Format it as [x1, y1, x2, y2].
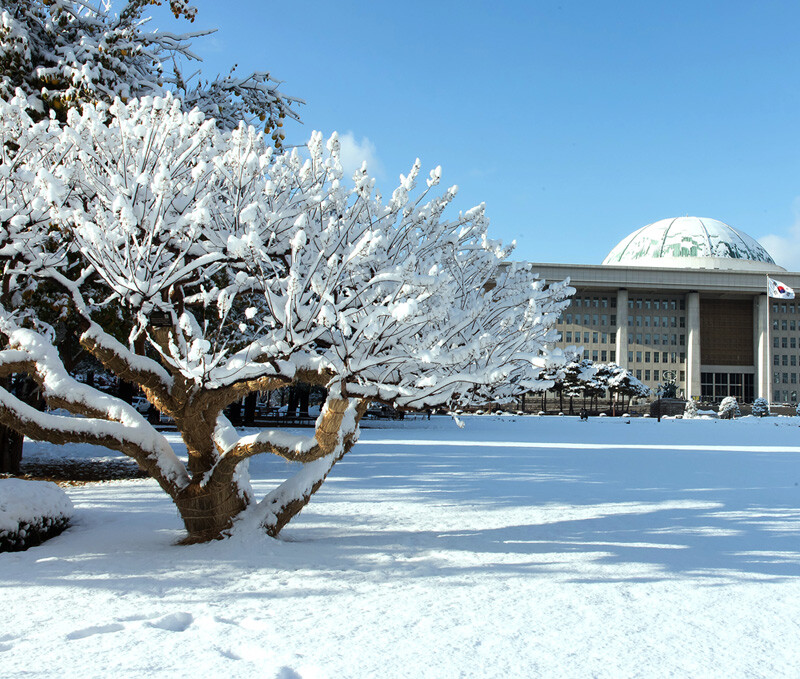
[148, 1, 800, 269]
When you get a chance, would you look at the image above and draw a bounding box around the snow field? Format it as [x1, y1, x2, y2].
[3, 415, 800, 678]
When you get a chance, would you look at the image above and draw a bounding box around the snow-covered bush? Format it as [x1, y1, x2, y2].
[0, 478, 72, 552]
[0, 96, 572, 543]
[683, 399, 698, 419]
[751, 397, 770, 417]
[796, 402, 800, 417]
[718, 396, 741, 420]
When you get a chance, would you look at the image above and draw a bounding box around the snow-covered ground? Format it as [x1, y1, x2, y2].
[3, 414, 800, 678]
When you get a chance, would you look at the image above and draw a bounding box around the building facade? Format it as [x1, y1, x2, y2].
[531, 217, 800, 404]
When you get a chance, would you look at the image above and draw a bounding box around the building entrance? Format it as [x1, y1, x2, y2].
[700, 372, 754, 403]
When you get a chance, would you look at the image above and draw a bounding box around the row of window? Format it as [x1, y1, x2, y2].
[774, 372, 800, 384]
[563, 331, 616, 345]
[634, 369, 685, 383]
[774, 354, 799, 366]
[772, 303, 799, 314]
[773, 319, 799, 331]
[629, 333, 685, 346]
[570, 297, 614, 309]
[774, 336, 798, 349]
[628, 351, 685, 364]
[560, 314, 615, 326]
[628, 298, 684, 311]
[586, 350, 616, 363]
[629, 316, 684, 328]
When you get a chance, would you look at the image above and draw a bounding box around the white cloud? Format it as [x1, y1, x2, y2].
[759, 198, 800, 272]
[337, 131, 383, 180]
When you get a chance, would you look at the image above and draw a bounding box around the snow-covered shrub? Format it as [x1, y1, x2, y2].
[599, 412, 607, 417]
[718, 396, 741, 420]
[683, 399, 698, 419]
[796, 403, 800, 417]
[0, 479, 72, 552]
[751, 397, 770, 417]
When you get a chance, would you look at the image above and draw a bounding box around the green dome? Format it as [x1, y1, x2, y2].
[603, 217, 782, 271]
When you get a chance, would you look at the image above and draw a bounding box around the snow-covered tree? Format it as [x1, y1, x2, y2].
[607, 365, 650, 413]
[0, 95, 571, 542]
[683, 399, 698, 419]
[751, 397, 769, 417]
[718, 396, 740, 420]
[0, 1, 300, 137]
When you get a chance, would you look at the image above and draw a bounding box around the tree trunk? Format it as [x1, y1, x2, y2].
[175, 478, 248, 544]
[243, 392, 257, 426]
[0, 422, 23, 474]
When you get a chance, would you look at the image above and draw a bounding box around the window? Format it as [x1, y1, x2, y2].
[774, 337, 780, 349]
[601, 333, 608, 344]
[783, 355, 789, 366]
[601, 350, 607, 362]
[628, 335, 633, 345]
[611, 298, 617, 308]
[636, 370, 642, 379]
[782, 303, 788, 313]
[792, 338, 797, 349]
[565, 314, 572, 324]
[782, 337, 788, 349]
[654, 301, 661, 310]
[773, 320, 779, 330]
[671, 300, 677, 310]
[679, 334, 685, 346]
[636, 316, 642, 327]
[592, 332, 599, 343]
[575, 298, 582, 307]
[636, 333, 643, 344]
[653, 317, 660, 328]
[584, 314, 590, 325]
[565, 331, 572, 342]
[653, 335, 660, 345]
[783, 373, 789, 384]
[583, 332, 590, 343]
[592, 350, 599, 361]
[791, 320, 796, 331]
[774, 355, 780, 366]
[611, 315, 616, 325]
[636, 300, 642, 309]
[773, 303, 779, 313]
[679, 317, 685, 328]
[680, 370, 685, 381]
[645, 300, 651, 310]
[792, 355, 797, 367]
[663, 317, 669, 328]
[628, 317, 633, 326]
[601, 315, 608, 326]
[782, 320, 788, 331]
[602, 298, 608, 308]
[610, 351, 616, 362]
[636, 351, 642, 362]
[645, 370, 651, 381]
[671, 352, 677, 363]
[592, 314, 599, 325]
[680, 352, 685, 363]
[671, 334, 677, 345]
[654, 370, 660, 381]
[628, 300, 634, 309]
[662, 333, 669, 345]
[793, 373, 798, 384]
[671, 317, 677, 328]
[610, 332, 616, 343]
[628, 351, 634, 363]
[593, 297, 599, 308]
[654, 352, 659, 362]
[679, 300, 685, 310]
[645, 352, 651, 362]
[644, 316, 650, 327]
[644, 334, 651, 345]
[663, 352, 668, 362]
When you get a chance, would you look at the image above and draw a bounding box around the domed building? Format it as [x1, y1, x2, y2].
[530, 217, 799, 405]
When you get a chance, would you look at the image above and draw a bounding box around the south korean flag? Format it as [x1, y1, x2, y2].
[768, 277, 795, 300]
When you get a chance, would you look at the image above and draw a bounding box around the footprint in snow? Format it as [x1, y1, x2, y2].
[148, 611, 194, 632]
[66, 623, 125, 640]
[274, 668, 302, 679]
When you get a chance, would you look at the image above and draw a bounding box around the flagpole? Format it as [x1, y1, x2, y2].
[767, 275, 771, 407]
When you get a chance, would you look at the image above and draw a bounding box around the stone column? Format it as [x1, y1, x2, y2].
[755, 294, 771, 400]
[686, 291, 701, 399]
[615, 289, 628, 368]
